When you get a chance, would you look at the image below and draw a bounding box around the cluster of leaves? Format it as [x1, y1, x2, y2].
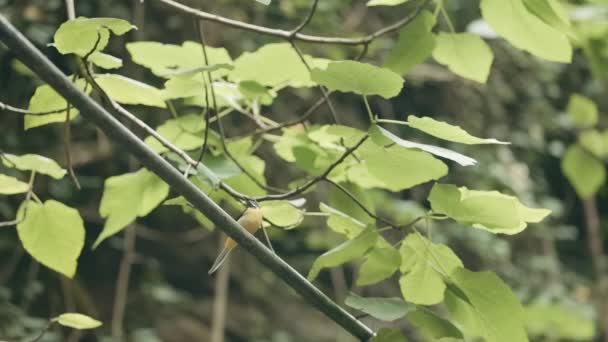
[1, 0, 598, 340]
[561, 94, 607, 199]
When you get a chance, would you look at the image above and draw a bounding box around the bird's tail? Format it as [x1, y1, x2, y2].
[208, 246, 233, 275]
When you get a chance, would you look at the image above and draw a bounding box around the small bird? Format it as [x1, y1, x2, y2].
[208, 200, 263, 274]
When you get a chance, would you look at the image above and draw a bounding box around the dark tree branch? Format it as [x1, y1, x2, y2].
[0, 15, 374, 341]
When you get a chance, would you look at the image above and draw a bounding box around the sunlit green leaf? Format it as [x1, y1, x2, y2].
[25, 79, 90, 130]
[399, 234, 463, 305]
[561, 144, 605, 198]
[428, 183, 551, 234]
[445, 268, 528, 342]
[407, 309, 464, 341]
[56, 313, 102, 330]
[407, 116, 509, 144]
[143, 114, 216, 153]
[385, 10, 436, 75]
[127, 41, 232, 78]
[95, 169, 169, 247]
[523, 0, 572, 35]
[361, 141, 448, 191]
[53, 17, 135, 56]
[311, 61, 404, 99]
[0, 174, 29, 195]
[88, 52, 123, 69]
[2, 153, 66, 179]
[320, 203, 367, 239]
[480, 0, 571, 62]
[578, 129, 606, 158]
[95, 74, 166, 108]
[567, 94, 598, 129]
[433, 33, 494, 83]
[308, 228, 377, 281]
[230, 43, 327, 88]
[357, 246, 401, 286]
[372, 328, 408, 342]
[345, 293, 413, 321]
[17, 200, 85, 278]
[260, 200, 304, 228]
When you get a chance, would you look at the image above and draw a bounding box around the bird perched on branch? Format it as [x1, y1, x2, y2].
[208, 200, 263, 274]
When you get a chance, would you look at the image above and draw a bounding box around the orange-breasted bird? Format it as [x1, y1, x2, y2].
[208, 200, 263, 274]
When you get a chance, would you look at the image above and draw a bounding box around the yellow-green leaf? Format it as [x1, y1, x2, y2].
[357, 246, 401, 286]
[0, 174, 29, 195]
[480, 0, 571, 62]
[95, 169, 169, 248]
[345, 293, 413, 321]
[385, 10, 436, 75]
[432, 33, 494, 83]
[260, 200, 304, 228]
[308, 228, 377, 281]
[399, 234, 463, 305]
[25, 79, 90, 130]
[407, 309, 464, 341]
[53, 17, 135, 56]
[311, 61, 404, 99]
[407, 115, 509, 144]
[429, 183, 551, 234]
[88, 52, 123, 69]
[561, 144, 606, 199]
[567, 94, 598, 129]
[17, 200, 85, 278]
[95, 74, 166, 108]
[56, 313, 102, 330]
[2, 153, 66, 179]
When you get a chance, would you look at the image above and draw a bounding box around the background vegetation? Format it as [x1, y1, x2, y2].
[0, 0, 607, 341]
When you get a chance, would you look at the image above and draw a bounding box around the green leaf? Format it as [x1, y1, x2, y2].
[0, 174, 29, 195]
[88, 52, 123, 69]
[372, 328, 408, 342]
[371, 125, 477, 166]
[311, 61, 404, 99]
[345, 293, 413, 321]
[17, 200, 85, 278]
[561, 144, 606, 199]
[357, 139, 448, 191]
[328, 182, 375, 224]
[25, 79, 90, 130]
[407, 116, 509, 144]
[95, 169, 169, 247]
[53, 17, 135, 56]
[2, 153, 66, 179]
[260, 200, 304, 228]
[126, 41, 232, 78]
[446, 268, 528, 342]
[367, 0, 409, 6]
[320, 203, 367, 239]
[229, 43, 328, 88]
[525, 304, 594, 340]
[578, 129, 606, 158]
[523, 0, 572, 35]
[95, 74, 166, 108]
[567, 94, 598, 129]
[428, 183, 550, 234]
[357, 246, 401, 286]
[399, 234, 463, 305]
[56, 313, 102, 330]
[384, 10, 436, 75]
[480, 0, 572, 62]
[143, 114, 213, 153]
[238, 80, 275, 105]
[407, 309, 464, 341]
[308, 228, 377, 281]
[432, 33, 494, 83]
[164, 79, 239, 109]
[223, 139, 267, 197]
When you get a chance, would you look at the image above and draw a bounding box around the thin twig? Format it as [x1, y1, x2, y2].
[64, 74, 81, 190]
[29, 319, 55, 342]
[0, 101, 69, 115]
[111, 226, 136, 340]
[289, 41, 339, 123]
[289, 0, 319, 37]
[253, 134, 369, 201]
[194, 18, 212, 167]
[154, 0, 430, 46]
